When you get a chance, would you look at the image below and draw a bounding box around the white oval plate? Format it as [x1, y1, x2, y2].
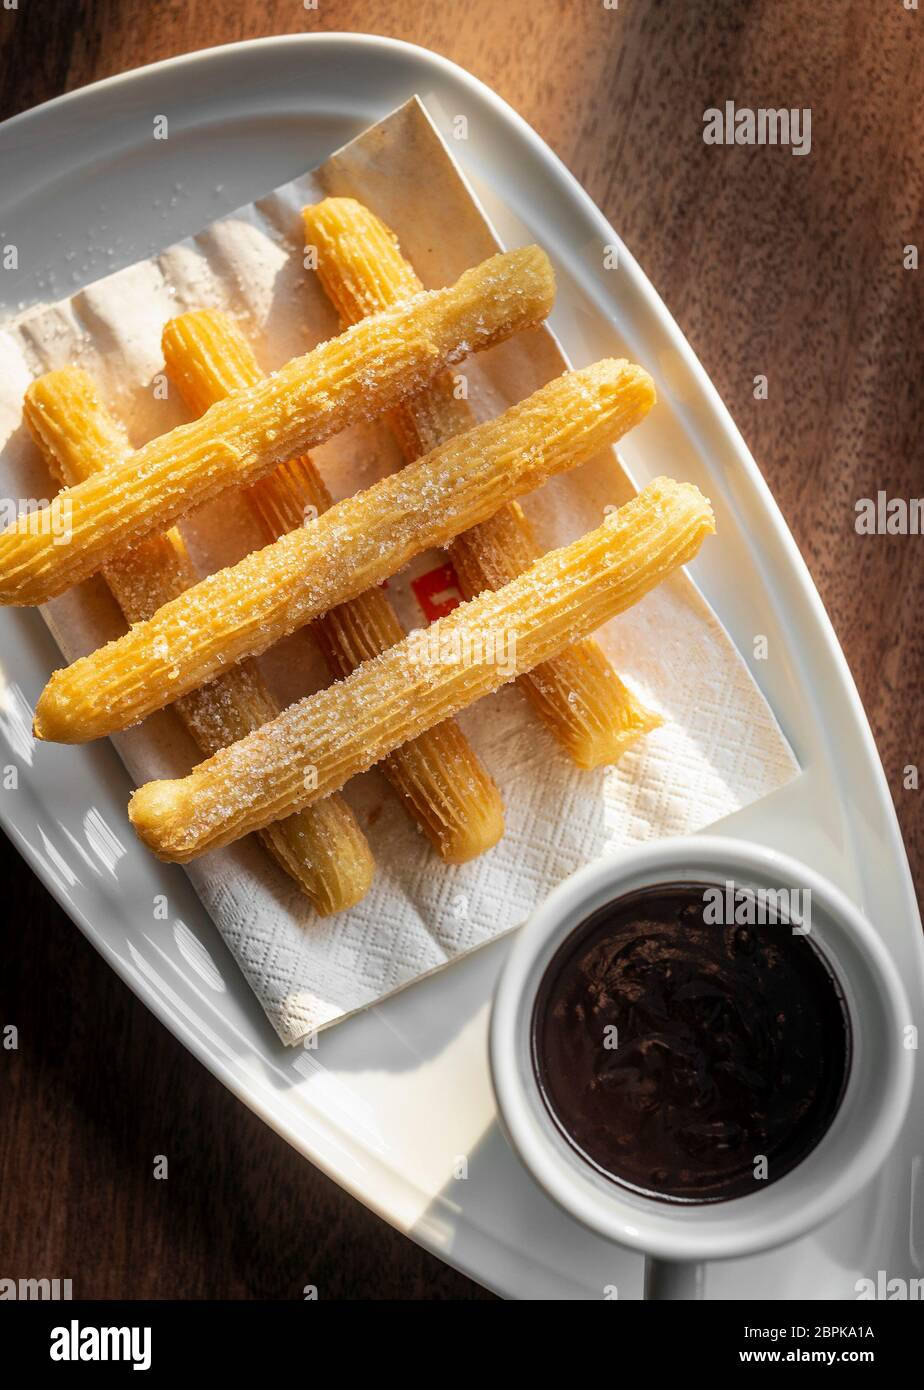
[1, 35, 921, 1301]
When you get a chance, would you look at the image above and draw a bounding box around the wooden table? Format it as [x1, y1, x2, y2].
[1, 0, 920, 1300]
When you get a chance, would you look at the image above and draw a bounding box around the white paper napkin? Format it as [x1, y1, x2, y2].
[0, 99, 798, 1044]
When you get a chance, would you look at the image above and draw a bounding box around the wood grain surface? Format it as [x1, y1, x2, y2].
[1, 0, 921, 1300]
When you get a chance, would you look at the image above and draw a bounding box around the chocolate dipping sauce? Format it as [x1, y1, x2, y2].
[532, 884, 851, 1203]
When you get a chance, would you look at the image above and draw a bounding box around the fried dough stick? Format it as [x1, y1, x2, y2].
[23, 369, 374, 914]
[0, 246, 554, 604]
[303, 197, 661, 768]
[35, 359, 655, 744]
[128, 479, 714, 861]
[161, 310, 503, 863]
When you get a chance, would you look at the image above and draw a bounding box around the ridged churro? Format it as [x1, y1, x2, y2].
[35, 359, 655, 744]
[162, 309, 503, 863]
[23, 368, 375, 915]
[303, 196, 661, 768]
[0, 246, 554, 605]
[128, 479, 715, 861]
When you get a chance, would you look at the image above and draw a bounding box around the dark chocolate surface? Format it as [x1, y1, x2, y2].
[532, 884, 850, 1202]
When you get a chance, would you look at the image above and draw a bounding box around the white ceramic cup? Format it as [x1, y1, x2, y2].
[490, 836, 914, 1299]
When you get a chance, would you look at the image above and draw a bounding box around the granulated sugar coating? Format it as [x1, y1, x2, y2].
[20, 364, 374, 915]
[0, 246, 554, 606]
[162, 307, 503, 865]
[35, 359, 655, 743]
[303, 196, 663, 771]
[128, 478, 715, 861]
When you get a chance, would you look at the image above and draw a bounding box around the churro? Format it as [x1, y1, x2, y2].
[0, 246, 554, 604]
[35, 359, 655, 743]
[162, 309, 503, 863]
[23, 368, 374, 914]
[304, 196, 661, 768]
[128, 479, 714, 860]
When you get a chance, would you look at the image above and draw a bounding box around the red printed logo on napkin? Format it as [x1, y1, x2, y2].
[412, 563, 464, 622]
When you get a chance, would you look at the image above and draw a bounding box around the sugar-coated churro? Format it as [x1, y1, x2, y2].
[35, 359, 655, 744]
[162, 309, 503, 862]
[23, 367, 374, 914]
[128, 479, 715, 861]
[0, 246, 554, 605]
[304, 196, 661, 768]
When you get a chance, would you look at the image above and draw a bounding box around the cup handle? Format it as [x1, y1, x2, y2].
[643, 1257, 705, 1300]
